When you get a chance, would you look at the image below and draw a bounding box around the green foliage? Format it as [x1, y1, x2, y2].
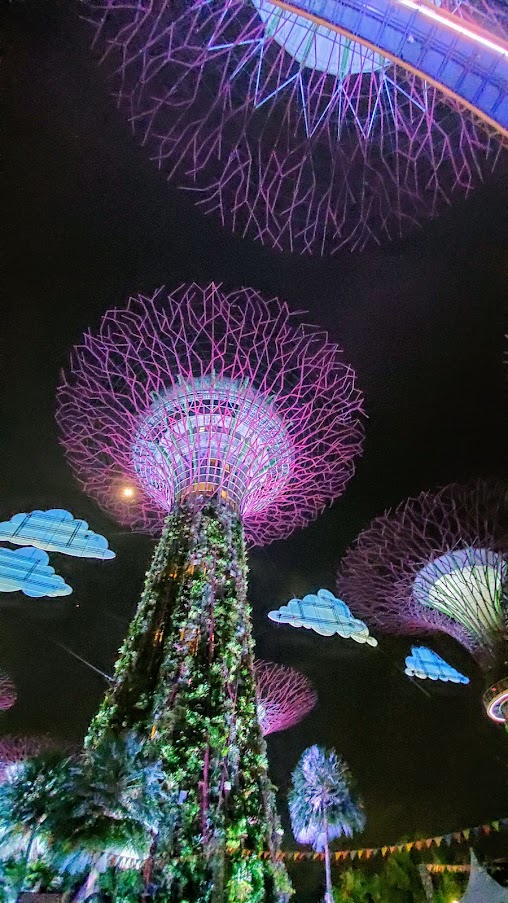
[381, 851, 426, 902]
[0, 732, 169, 865]
[289, 746, 365, 852]
[0, 732, 173, 903]
[86, 500, 292, 901]
[51, 731, 168, 855]
[433, 869, 464, 903]
[0, 855, 63, 902]
[98, 866, 145, 903]
[333, 866, 377, 902]
[333, 851, 466, 903]
[0, 751, 69, 850]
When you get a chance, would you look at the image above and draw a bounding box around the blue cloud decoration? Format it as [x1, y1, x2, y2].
[268, 588, 377, 645]
[0, 547, 72, 598]
[0, 509, 115, 560]
[404, 646, 469, 684]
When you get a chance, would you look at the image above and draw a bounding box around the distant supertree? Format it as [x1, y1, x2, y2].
[0, 736, 58, 782]
[56, 283, 363, 901]
[337, 480, 508, 723]
[85, 0, 507, 255]
[0, 672, 16, 712]
[254, 660, 317, 736]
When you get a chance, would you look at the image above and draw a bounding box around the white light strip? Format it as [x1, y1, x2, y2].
[397, 0, 508, 58]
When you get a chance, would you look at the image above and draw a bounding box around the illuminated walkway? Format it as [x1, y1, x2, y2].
[271, 0, 508, 137]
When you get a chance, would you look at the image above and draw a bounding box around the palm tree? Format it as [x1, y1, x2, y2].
[50, 731, 172, 898]
[289, 745, 365, 903]
[56, 732, 167, 849]
[0, 733, 171, 899]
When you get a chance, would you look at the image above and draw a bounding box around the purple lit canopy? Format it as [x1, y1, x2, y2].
[254, 659, 317, 735]
[86, 0, 507, 254]
[337, 480, 508, 663]
[337, 481, 508, 718]
[56, 284, 363, 546]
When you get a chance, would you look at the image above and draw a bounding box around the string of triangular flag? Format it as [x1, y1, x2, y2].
[101, 817, 508, 870]
[257, 816, 508, 863]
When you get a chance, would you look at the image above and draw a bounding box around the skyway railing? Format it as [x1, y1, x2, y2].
[270, 0, 508, 137]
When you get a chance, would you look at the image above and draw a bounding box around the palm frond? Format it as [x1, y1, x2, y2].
[289, 745, 365, 852]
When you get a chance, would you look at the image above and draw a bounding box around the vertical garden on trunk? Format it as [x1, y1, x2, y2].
[88, 501, 288, 901]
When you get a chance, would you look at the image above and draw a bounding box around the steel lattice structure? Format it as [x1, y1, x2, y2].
[337, 480, 508, 722]
[56, 283, 363, 546]
[86, 0, 507, 254]
[0, 671, 17, 712]
[55, 284, 362, 900]
[254, 660, 317, 735]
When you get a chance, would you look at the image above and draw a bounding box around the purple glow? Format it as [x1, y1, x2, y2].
[56, 284, 363, 546]
[254, 659, 317, 735]
[337, 480, 508, 667]
[85, 0, 506, 254]
[0, 672, 16, 712]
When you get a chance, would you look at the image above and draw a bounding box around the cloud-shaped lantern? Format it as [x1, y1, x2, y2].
[0, 547, 72, 598]
[0, 510, 115, 560]
[268, 588, 377, 645]
[404, 646, 469, 684]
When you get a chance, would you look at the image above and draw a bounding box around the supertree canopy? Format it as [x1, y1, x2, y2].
[56, 283, 363, 902]
[337, 480, 508, 724]
[86, 0, 507, 254]
[254, 660, 317, 736]
[0, 671, 16, 712]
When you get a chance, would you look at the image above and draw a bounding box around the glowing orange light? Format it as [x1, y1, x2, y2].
[121, 485, 135, 499]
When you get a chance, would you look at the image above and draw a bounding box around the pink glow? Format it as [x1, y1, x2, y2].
[84, 0, 506, 254]
[0, 671, 16, 712]
[254, 659, 317, 734]
[56, 284, 363, 546]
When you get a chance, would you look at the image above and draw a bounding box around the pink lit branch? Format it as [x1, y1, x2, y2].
[337, 480, 508, 667]
[56, 284, 364, 546]
[255, 660, 317, 735]
[85, 0, 506, 254]
[0, 671, 16, 712]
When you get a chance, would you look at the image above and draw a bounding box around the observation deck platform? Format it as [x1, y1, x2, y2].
[271, 0, 508, 137]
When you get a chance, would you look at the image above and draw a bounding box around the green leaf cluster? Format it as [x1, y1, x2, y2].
[333, 850, 465, 903]
[85, 499, 292, 901]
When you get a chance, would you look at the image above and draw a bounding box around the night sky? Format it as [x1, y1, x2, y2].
[2, 2, 508, 899]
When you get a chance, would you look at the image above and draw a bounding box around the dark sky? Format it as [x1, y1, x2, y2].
[2, 2, 508, 899]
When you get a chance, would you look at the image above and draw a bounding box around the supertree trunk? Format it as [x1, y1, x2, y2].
[87, 497, 291, 903]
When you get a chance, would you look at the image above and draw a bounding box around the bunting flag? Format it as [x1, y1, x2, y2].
[84, 817, 508, 870]
[267, 816, 508, 864]
[427, 864, 471, 873]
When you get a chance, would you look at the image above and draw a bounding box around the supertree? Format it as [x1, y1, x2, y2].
[336, 480, 508, 724]
[254, 660, 317, 736]
[56, 283, 363, 902]
[0, 672, 16, 712]
[84, 0, 507, 255]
